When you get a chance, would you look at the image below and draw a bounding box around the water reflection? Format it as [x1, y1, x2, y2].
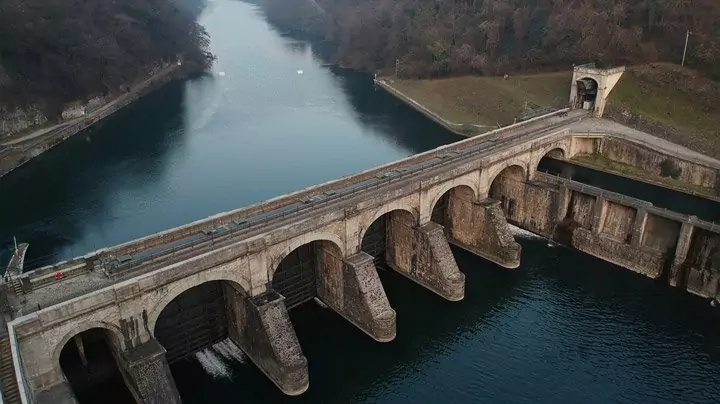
[0, 83, 189, 266]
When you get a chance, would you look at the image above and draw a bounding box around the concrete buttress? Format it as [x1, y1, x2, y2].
[386, 218, 465, 301]
[320, 252, 396, 342]
[120, 339, 181, 404]
[444, 198, 521, 269]
[224, 287, 308, 396]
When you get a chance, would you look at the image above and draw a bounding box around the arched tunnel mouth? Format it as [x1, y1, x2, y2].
[59, 328, 136, 404]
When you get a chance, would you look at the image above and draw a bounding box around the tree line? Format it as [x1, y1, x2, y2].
[264, 0, 720, 78]
[0, 0, 213, 117]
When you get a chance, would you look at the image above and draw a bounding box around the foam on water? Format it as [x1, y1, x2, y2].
[196, 349, 232, 379]
[213, 339, 247, 364]
[509, 224, 545, 240]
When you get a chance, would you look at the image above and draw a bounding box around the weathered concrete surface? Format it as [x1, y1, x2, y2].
[225, 288, 308, 396]
[120, 339, 180, 404]
[446, 199, 521, 269]
[599, 137, 720, 192]
[677, 226, 720, 300]
[572, 229, 667, 278]
[384, 210, 464, 301]
[326, 253, 396, 342]
[413, 223, 465, 301]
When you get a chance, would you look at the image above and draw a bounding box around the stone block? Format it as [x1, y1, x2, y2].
[408, 222, 465, 301]
[225, 289, 308, 396]
[120, 339, 180, 404]
[322, 252, 396, 342]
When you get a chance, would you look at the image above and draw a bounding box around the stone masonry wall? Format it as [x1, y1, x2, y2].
[600, 202, 636, 242]
[600, 137, 719, 191]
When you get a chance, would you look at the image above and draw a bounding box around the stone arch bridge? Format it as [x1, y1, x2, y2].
[6, 110, 720, 403]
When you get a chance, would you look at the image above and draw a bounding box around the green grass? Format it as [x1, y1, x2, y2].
[609, 63, 720, 151]
[389, 71, 572, 127]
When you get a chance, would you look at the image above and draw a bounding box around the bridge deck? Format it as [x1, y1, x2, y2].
[9, 110, 719, 315]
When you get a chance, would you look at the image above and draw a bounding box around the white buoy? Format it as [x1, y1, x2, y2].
[218, 71, 226, 77]
[297, 69, 304, 75]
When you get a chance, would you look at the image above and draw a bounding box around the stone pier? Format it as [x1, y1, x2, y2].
[320, 252, 396, 342]
[444, 199, 521, 269]
[385, 213, 465, 301]
[120, 340, 180, 404]
[225, 287, 308, 396]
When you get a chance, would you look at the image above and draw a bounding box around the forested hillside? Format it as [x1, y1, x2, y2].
[264, 0, 720, 78]
[0, 0, 213, 116]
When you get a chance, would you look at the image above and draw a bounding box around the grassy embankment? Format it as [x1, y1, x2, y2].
[608, 63, 720, 159]
[386, 64, 720, 197]
[389, 71, 572, 132]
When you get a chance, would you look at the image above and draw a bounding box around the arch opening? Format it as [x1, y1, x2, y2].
[430, 186, 476, 229]
[574, 77, 598, 110]
[59, 328, 135, 404]
[154, 280, 231, 364]
[361, 210, 415, 270]
[536, 147, 576, 179]
[489, 165, 526, 223]
[272, 240, 343, 309]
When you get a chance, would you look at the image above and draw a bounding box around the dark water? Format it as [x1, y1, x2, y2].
[1, 1, 720, 403]
[172, 240, 720, 404]
[539, 158, 720, 223]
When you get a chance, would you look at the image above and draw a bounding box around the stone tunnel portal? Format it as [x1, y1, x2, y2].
[59, 328, 135, 404]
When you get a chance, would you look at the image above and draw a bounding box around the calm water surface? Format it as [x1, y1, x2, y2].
[1, 1, 719, 403]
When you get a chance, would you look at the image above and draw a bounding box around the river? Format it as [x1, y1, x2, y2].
[2, 1, 720, 403]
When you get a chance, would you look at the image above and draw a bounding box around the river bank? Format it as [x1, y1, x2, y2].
[373, 78, 489, 136]
[0, 64, 190, 180]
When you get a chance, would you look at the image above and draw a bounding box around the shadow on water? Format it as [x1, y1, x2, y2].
[328, 67, 463, 152]
[172, 238, 720, 404]
[171, 246, 524, 403]
[0, 82, 190, 267]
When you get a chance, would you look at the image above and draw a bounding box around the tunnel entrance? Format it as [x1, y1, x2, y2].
[574, 78, 598, 110]
[155, 281, 229, 364]
[273, 240, 342, 309]
[59, 328, 135, 404]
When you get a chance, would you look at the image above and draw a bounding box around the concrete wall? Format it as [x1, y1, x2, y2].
[596, 137, 719, 192]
